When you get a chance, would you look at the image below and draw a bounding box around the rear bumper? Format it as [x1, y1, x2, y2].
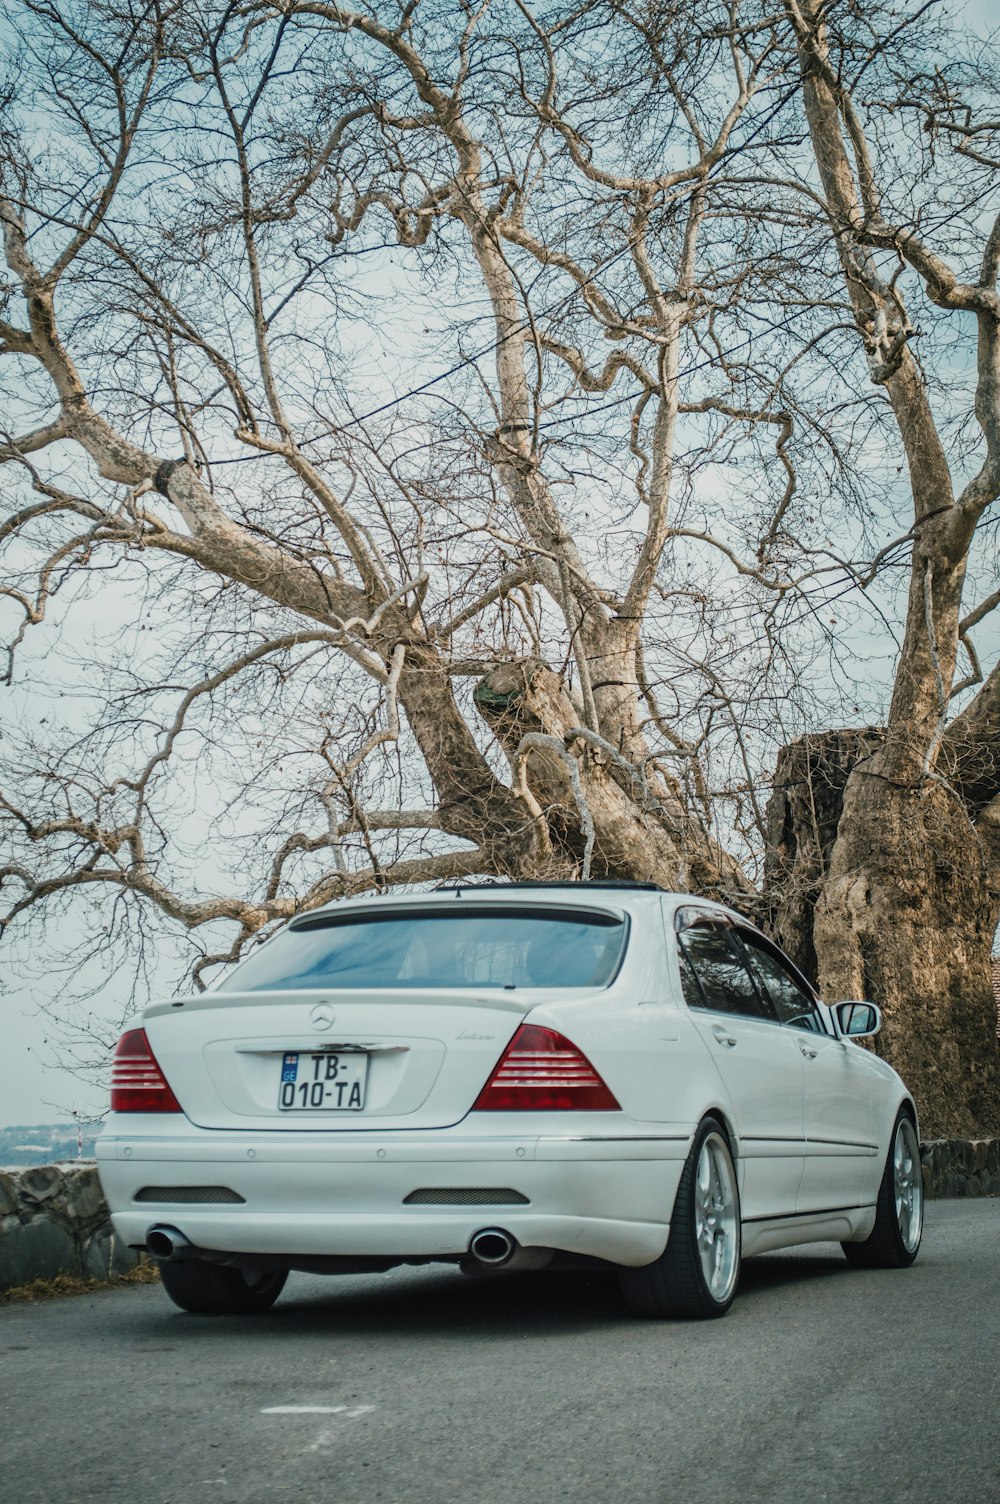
[96, 1122, 690, 1267]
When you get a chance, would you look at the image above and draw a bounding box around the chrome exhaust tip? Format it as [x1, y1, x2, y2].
[468, 1228, 516, 1267]
[145, 1225, 192, 1261]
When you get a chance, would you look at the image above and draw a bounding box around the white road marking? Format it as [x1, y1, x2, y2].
[262, 1405, 345, 1414]
[261, 1404, 376, 1417]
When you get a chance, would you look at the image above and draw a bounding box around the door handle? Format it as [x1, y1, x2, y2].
[712, 1029, 737, 1048]
[799, 1043, 818, 1059]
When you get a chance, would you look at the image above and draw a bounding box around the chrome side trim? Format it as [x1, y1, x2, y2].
[743, 1202, 875, 1225]
[235, 1043, 409, 1055]
[741, 1136, 805, 1144]
[805, 1137, 879, 1151]
[744, 1137, 879, 1152]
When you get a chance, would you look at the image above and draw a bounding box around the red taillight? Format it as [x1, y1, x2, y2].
[110, 1028, 182, 1113]
[472, 1024, 620, 1111]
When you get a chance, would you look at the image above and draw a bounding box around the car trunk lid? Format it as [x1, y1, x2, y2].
[142, 989, 531, 1131]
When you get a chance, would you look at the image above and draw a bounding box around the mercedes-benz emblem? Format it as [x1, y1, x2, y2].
[309, 1003, 336, 1031]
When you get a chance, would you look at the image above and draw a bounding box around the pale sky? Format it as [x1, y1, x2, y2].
[1, 0, 997, 1126]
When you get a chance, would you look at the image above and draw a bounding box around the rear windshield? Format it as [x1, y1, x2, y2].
[216, 906, 627, 992]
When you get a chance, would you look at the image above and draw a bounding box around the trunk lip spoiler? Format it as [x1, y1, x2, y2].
[143, 986, 603, 1021]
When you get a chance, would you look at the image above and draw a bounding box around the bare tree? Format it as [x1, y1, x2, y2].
[1, 0, 997, 1134]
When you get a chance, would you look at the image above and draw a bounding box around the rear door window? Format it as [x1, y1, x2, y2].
[676, 922, 772, 1021]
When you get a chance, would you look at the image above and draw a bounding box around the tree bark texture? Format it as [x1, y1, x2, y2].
[763, 729, 885, 978]
[765, 731, 1000, 1137]
[474, 659, 754, 901]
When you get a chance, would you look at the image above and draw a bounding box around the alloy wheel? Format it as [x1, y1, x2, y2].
[893, 1116, 922, 1254]
[695, 1132, 739, 1303]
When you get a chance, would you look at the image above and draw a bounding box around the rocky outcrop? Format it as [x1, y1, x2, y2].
[0, 1163, 140, 1292]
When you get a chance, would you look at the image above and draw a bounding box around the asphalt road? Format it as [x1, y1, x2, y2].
[2, 1200, 997, 1504]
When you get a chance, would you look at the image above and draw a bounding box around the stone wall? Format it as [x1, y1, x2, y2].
[920, 1139, 1000, 1199]
[0, 1163, 141, 1293]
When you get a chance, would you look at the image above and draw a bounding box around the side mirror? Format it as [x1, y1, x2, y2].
[833, 1001, 881, 1039]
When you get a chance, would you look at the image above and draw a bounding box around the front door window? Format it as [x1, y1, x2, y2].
[735, 932, 823, 1034]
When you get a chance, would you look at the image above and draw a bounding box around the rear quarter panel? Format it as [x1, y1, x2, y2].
[523, 896, 731, 1134]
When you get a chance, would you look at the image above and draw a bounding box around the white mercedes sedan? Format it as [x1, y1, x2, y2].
[96, 882, 922, 1319]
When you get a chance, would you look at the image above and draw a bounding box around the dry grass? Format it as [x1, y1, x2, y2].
[0, 1259, 160, 1305]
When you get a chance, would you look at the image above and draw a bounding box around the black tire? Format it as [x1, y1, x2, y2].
[158, 1257, 288, 1315]
[842, 1107, 922, 1269]
[619, 1116, 741, 1320]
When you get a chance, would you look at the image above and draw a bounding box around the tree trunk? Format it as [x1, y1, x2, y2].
[475, 659, 754, 902]
[763, 729, 884, 979]
[780, 1, 1000, 1137]
[763, 731, 1000, 1137]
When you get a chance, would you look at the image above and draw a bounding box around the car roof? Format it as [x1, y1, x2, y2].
[294, 883, 739, 923]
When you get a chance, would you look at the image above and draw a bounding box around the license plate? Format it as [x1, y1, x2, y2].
[278, 1052, 368, 1111]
